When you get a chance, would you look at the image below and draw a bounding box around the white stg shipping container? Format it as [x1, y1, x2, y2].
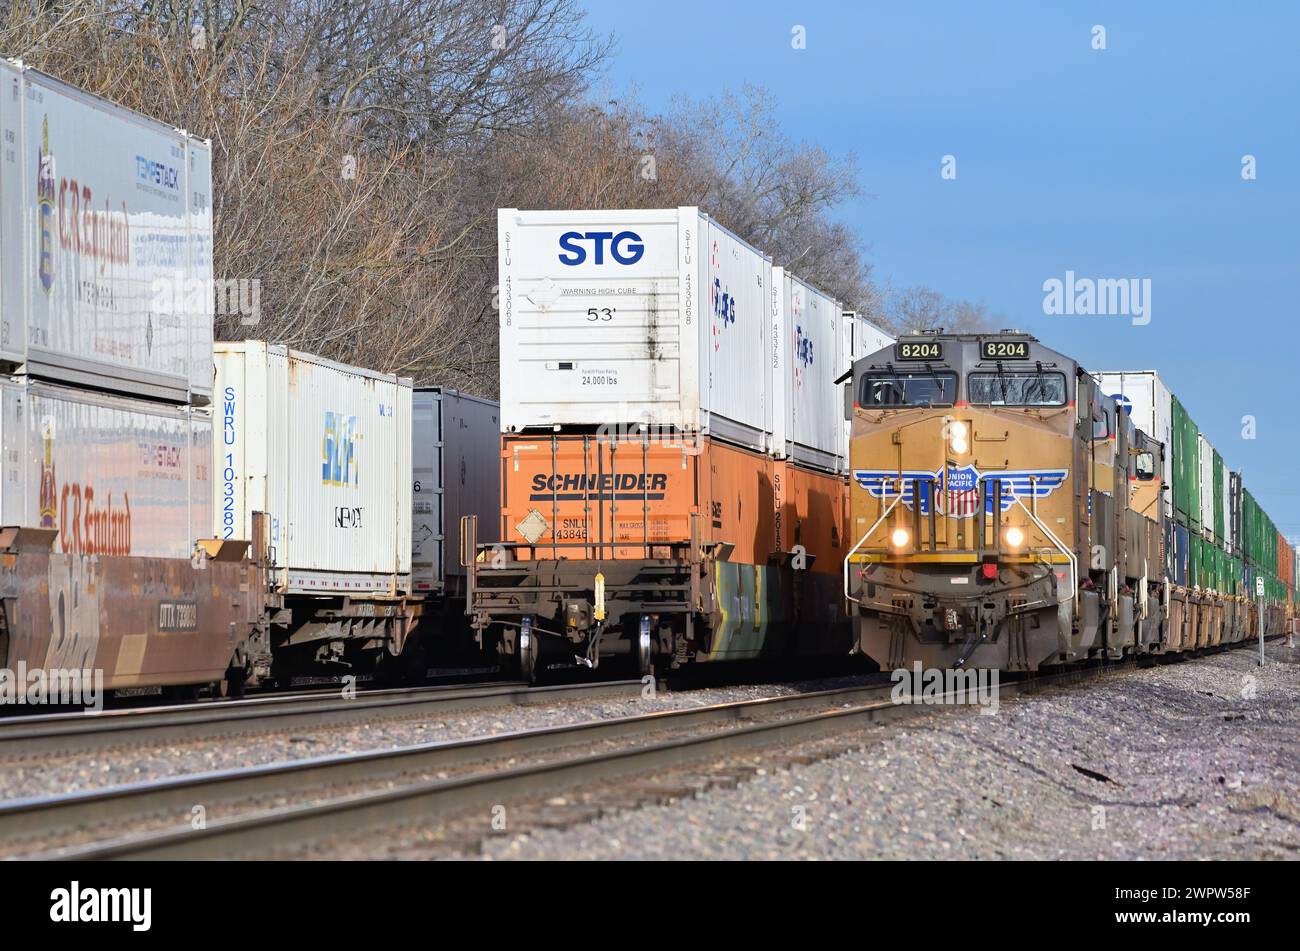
[1095, 370, 1173, 517]
[0, 61, 215, 404]
[411, 388, 500, 596]
[498, 207, 772, 450]
[770, 267, 845, 472]
[0, 378, 211, 559]
[215, 342, 412, 595]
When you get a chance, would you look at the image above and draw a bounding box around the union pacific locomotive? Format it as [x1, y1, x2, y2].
[843, 330, 1294, 671]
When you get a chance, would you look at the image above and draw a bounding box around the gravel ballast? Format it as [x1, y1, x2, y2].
[477, 642, 1300, 860]
[0, 674, 880, 801]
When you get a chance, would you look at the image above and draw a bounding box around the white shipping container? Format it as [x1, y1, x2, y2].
[1095, 370, 1173, 517]
[411, 388, 501, 595]
[1197, 433, 1215, 539]
[215, 342, 412, 594]
[498, 207, 772, 450]
[841, 310, 895, 466]
[0, 60, 214, 404]
[770, 269, 845, 472]
[0, 378, 211, 558]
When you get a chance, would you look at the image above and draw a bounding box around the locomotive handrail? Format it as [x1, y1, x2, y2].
[1012, 495, 1077, 617]
[843, 492, 904, 605]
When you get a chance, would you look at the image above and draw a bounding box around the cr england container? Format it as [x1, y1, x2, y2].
[0, 60, 214, 404]
[411, 387, 501, 595]
[498, 207, 773, 450]
[0, 378, 211, 558]
[214, 341, 412, 594]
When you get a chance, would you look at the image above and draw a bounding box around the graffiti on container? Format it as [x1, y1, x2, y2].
[45, 554, 101, 672]
[335, 506, 363, 529]
[322, 412, 360, 487]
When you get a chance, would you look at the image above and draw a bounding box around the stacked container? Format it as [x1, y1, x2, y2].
[410, 388, 501, 596]
[495, 207, 893, 601]
[1094, 371, 1173, 516]
[0, 60, 215, 560]
[1197, 435, 1215, 541]
[1098, 368, 1296, 606]
[1171, 395, 1200, 531]
[768, 276, 894, 471]
[213, 342, 413, 595]
[498, 207, 773, 451]
[770, 268, 843, 471]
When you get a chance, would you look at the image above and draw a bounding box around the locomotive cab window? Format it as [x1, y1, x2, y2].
[1092, 407, 1111, 439]
[1135, 451, 1156, 481]
[966, 371, 1067, 407]
[859, 371, 957, 407]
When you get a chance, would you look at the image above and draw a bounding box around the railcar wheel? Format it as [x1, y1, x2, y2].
[518, 625, 539, 684]
[220, 667, 247, 700]
[636, 626, 653, 678]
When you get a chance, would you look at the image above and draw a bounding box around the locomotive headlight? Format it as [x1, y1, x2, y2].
[890, 527, 910, 549]
[1004, 526, 1024, 548]
[948, 421, 969, 455]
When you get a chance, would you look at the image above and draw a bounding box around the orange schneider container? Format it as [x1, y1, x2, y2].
[499, 433, 846, 576]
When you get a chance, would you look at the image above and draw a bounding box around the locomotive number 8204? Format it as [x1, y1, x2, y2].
[981, 340, 1029, 359]
[897, 341, 943, 360]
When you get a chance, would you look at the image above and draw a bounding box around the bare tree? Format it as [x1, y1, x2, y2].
[880, 285, 999, 335]
[0, 2, 991, 393]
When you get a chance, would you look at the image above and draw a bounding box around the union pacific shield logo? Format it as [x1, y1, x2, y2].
[853, 465, 1068, 518]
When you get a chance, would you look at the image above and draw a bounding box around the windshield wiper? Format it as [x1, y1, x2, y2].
[920, 362, 948, 405]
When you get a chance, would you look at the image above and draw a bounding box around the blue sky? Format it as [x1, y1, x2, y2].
[582, 0, 1300, 537]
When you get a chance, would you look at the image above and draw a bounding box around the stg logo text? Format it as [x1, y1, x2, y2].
[557, 230, 644, 266]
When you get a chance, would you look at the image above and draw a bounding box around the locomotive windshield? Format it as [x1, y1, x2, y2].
[967, 371, 1067, 407]
[859, 371, 957, 407]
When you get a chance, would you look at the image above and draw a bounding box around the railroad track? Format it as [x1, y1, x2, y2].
[4, 641, 1274, 860]
[0, 679, 642, 759]
[1, 662, 1132, 860]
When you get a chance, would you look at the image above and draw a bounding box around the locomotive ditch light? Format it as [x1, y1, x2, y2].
[890, 527, 911, 549]
[1004, 526, 1024, 548]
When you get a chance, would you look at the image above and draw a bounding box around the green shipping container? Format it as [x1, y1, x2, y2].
[1243, 489, 1259, 567]
[1212, 450, 1225, 542]
[1171, 396, 1200, 527]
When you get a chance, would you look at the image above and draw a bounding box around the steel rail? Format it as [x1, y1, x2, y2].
[18, 668, 1128, 860]
[1, 682, 900, 852]
[0, 680, 642, 758]
[14, 645, 1267, 860]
